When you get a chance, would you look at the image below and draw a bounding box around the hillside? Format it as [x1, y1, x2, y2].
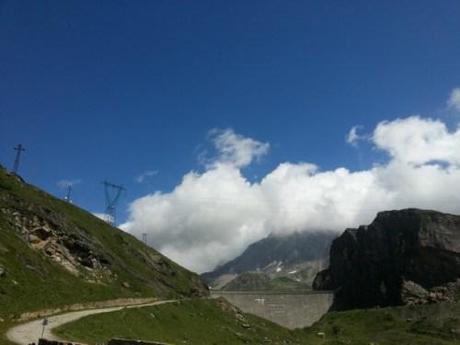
[314, 209, 460, 310]
[55, 298, 307, 345]
[56, 295, 460, 345]
[0, 168, 207, 341]
[220, 271, 309, 291]
[203, 231, 335, 289]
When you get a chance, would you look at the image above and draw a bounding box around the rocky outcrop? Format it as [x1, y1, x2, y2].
[313, 209, 460, 310]
[1, 204, 113, 280]
[401, 279, 460, 305]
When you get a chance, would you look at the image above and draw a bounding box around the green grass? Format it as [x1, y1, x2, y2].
[55, 298, 304, 345]
[56, 299, 460, 345]
[0, 168, 207, 344]
[222, 272, 309, 291]
[297, 301, 460, 345]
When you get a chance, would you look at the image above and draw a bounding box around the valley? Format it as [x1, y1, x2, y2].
[42, 296, 460, 345]
[3, 4, 460, 344]
[1, 168, 459, 345]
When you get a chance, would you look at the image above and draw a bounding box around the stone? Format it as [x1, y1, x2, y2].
[313, 209, 460, 310]
[0, 266, 5, 277]
[28, 234, 42, 244]
[401, 280, 429, 305]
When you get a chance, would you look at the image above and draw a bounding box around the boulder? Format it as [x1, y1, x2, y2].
[313, 209, 460, 310]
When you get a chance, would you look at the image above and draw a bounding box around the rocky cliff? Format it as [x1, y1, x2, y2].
[313, 209, 460, 310]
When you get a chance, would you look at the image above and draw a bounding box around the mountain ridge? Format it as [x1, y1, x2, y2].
[202, 231, 336, 289]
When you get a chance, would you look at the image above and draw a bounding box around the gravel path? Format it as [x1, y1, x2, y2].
[7, 300, 175, 345]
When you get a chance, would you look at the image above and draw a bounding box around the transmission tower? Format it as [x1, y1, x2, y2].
[102, 180, 126, 226]
[12, 144, 25, 174]
[142, 233, 147, 244]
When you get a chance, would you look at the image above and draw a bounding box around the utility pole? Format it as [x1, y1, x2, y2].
[102, 180, 126, 226]
[12, 144, 25, 174]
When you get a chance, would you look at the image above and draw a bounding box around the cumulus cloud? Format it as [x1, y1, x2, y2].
[447, 88, 460, 111]
[135, 170, 158, 183]
[373, 116, 460, 165]
[122, 118, 460, 273]
[206, 128, 269, 168]
[346, 125, 364, 145]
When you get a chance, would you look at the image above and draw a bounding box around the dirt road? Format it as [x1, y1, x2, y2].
[7, 299, 175, 345]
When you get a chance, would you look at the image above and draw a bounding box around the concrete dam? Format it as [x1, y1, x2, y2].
[211, 291, 333, 329]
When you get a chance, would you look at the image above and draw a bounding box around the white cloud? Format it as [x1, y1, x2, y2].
[121, 117, 460, 273]
[57, 179, 81, 189]
[121, 165, 268, 273]
[373, 116, 460, 165]
[136, 170, 158, 183]
[447, 87, 460, 111]
[207, 128, 269, 168]
[346, 125, 364, 145]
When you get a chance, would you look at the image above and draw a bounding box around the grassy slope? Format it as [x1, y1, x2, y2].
[55, 299, 304, 345]
[222, 272, 309, 291]
[0, 168, 206, 343]
[57, 299, 460, 345]
[299, 302, 460, 345]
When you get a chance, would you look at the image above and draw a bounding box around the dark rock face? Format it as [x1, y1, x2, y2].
[313, 209, 460, 310]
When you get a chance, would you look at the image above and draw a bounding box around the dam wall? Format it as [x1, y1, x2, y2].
[211, 291, 333, 329]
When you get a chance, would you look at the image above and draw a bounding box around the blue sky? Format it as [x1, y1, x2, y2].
[1, 0, 460, 227]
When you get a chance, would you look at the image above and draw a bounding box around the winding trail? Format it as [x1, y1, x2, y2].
[7, 300, 176, 345]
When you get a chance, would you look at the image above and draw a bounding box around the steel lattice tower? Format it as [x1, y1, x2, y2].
[12, 144, 25, 174]
[102, 180, 126, 226]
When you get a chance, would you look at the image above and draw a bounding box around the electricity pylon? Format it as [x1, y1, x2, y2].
[102, 180, 126, 226]
[12, 144, 25, 174]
